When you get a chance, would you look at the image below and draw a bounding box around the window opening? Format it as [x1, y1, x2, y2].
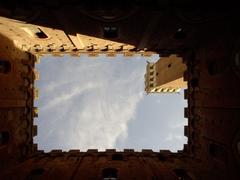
[209, 143, 225, 158]
[0, 60, 11, 74]
[35, 28, 48, 39]
[102, 168, 118, 180]
[103, 26, 118, 38]
[27, 168, 45, 180]
[0, 131, 9, 146]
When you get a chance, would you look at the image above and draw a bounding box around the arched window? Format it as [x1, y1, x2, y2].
[102, 168, 118, 180]
[0, 60, 11, 74]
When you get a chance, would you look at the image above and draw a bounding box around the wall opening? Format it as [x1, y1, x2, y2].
[35, 29, 48, 39]
[102, 168, 118, 180]
[173, 169, 192, 180]
[103, 26, 118, 38]
[0, 131, 9, 146]
[27, 168, 45, 179]
[22, 27, 48, 39]
[34, 54, 188, 152]
[112, 153, 123, 161]
[209, 143, 225, 158]
[0, 60, 11, 74]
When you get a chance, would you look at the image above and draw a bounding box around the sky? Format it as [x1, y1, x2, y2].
[34, 54, 187, 152]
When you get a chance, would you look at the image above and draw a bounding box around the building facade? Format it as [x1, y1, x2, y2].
[145, 55, 187, 93]
[0, 1, 240, 179]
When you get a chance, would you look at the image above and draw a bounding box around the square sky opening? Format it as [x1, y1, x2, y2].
[33, 54, 188, 152]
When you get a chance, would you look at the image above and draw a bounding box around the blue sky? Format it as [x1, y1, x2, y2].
[34, 54, 187, 152]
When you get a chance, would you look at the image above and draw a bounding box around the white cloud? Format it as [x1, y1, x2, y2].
[34, 54, 187, 152]
[34, 55, 146, 151]
[164, 133, 185, 142]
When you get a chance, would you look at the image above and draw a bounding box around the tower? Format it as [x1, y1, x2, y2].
[145, 55, 187, 93]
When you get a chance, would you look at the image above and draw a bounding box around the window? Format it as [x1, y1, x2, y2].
[102, 168, 118, 180]
[27, 168, 44, 180]
[0, 60, 11, 74]
[103, 27, 118, 38]
[209, 143, 225, 158]
[22, 27, 48, 39]
[35, 28, 48, 39]
[0, 131, 9, 146]
[112, 154, 123, 161]
[173, 169, 192, 180]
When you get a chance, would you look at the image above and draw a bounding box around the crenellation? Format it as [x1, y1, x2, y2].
[182, 144, 189, 153]
[33, 88, 39, 100]
[184, 126, 189, 137]
[68, 149, 81, 154]
[87, 149, 98, 153]
[184, 89, 188, 100]
[123, 149, 135, 153]
[32, 125, 37, 137]
[159, 150, 172, 155]
[105, 149, 116, 153]
[184, 107, 188, 118]
[32, 143, 38, 153]
[50, 150, 63, 154]
[141, 149, 153, 154]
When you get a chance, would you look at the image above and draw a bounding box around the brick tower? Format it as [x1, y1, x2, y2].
[145, 55, 187, 93]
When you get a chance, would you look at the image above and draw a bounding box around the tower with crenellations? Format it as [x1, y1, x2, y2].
[145, 55, 187, 94]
